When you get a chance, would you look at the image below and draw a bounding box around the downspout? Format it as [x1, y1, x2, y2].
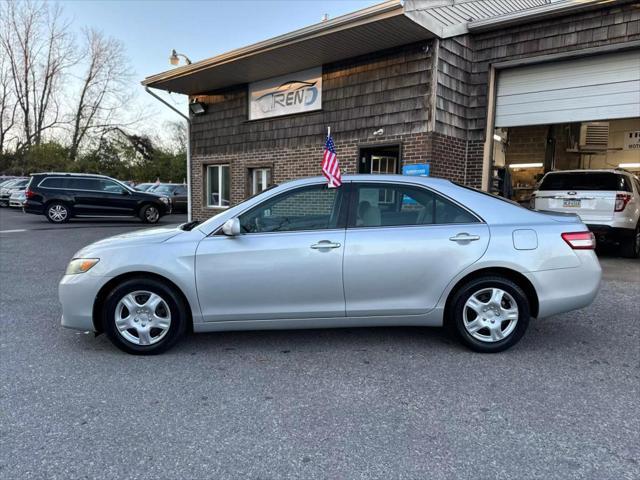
[144, 86, 192, 222]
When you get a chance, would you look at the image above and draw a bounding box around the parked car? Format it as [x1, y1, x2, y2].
[148, 183, 188, 213]
[23, 173, 171, 224]
[0, 178, 29, 207]
[134, 183, 157, 192]
[59, 175, 601, 355]
[532, 169, 640, 258]
[9, 190, 26, 208]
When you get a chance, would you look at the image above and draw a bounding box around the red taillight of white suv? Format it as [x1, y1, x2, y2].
[561, 231, 596, 250]
[614, 193, 632, 212]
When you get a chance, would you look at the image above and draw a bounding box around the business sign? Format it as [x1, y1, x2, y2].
[249, 67, 322, 120]
[624, 131, 640, 150]
[402, 163, 430, 177]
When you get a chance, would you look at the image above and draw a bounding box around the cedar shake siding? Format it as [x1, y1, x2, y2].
[190, 42, 434, 156]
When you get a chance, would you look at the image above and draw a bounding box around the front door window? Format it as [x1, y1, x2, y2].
[239, 184, 344, 234]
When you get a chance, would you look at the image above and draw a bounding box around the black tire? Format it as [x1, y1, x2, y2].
[448, 276, 530, 353]
[620, 224, 640, 259]
[102, 278, 187, 355]
[45, 202, 71, 223]
[139, 204, 160, 224]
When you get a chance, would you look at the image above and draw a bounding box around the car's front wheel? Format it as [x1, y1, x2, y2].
[103, 278, 187, 355]
[140, 204, 160, 224]
[46, 202, 71, 223]
[449, 276, 530, 353]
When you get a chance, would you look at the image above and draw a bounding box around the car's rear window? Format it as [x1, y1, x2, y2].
[539, 172, 631, 191]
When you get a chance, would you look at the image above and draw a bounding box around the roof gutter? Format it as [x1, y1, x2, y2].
[142, 0, 403, 88]
[468, 0, 622, 32]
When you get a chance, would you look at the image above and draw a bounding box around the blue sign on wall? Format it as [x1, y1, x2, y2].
[402, 163, 430, 177]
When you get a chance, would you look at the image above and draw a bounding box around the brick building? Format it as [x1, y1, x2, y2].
[144, 0, 640, 220]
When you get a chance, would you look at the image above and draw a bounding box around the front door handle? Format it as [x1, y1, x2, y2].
[310, 241, 342, 249]
[449, 233, 480, 243]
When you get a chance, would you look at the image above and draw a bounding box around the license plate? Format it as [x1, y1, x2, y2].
[563, 199, 581, 208]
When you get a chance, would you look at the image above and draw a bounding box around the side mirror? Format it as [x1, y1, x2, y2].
[121, 189, 130, 195]
[221, 218, 241, 236]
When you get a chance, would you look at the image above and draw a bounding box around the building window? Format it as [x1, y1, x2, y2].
[250, 168, 271, 196]
[206, 165, 230, 208]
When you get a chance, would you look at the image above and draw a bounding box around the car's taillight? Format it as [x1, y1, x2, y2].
[614, 193, 631, 212]
[25, 188, 35, 199]
[561, 231, 596, 250]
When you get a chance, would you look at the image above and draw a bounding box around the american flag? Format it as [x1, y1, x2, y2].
[322, 134, 342, 188]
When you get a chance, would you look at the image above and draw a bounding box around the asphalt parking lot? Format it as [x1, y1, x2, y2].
[1, 206, 638, 480]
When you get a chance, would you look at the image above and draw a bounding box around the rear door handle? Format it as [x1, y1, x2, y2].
[449, 233, 480, 243]
[310, 241, 341, 249]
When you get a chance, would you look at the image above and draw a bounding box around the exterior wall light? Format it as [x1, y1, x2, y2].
[170, 49, 192, 66]
[189, 101, 206, 115]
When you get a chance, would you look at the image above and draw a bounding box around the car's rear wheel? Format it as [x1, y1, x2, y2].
[140, 204, 160, 224]
[103, 278, 187, 355]
[620, 224, 640, 259]
[46, 202, 71, 223]
[449, 276, 530, 353]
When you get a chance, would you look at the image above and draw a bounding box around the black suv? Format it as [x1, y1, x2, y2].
[24, 173, 171, 224]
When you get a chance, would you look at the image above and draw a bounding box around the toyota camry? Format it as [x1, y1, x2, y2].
[59, 175, 601, 354]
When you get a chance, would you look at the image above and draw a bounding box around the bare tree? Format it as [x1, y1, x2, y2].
[0, 53, 17, 154]
[0, 0, 74, 149]
[67, 28, 134, 160]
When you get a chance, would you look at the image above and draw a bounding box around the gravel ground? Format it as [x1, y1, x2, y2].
[1, 207, 638, 480]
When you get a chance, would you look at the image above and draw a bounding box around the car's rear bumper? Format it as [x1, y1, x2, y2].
[526, 250, 602, 319]
[59, 274, 110, 331]
[586, 224, 635, 244]
[23, 200, 44, 214]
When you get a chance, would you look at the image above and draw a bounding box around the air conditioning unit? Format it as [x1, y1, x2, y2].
[579, 122, 609, 151]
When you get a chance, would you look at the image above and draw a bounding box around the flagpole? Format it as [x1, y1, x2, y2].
[327, 126, 330, 137]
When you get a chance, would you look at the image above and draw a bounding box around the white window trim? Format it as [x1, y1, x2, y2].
[206, 164, 230, 208]
[251, 168, 270, 196]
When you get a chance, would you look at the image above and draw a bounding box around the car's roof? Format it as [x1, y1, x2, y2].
[544, 169, 631, 175]
[31, 172, 110, 178]
[282, 174, 455, 187]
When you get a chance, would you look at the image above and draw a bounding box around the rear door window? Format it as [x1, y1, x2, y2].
[539, 172, 631, 191]
[350, 183, 479, 227]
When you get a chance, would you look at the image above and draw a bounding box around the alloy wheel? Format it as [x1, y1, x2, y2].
[48, 204, 68, 222]
[114, 290, 171, 346]
[145, 206, 159, 223]
[462, 287, 519, 343]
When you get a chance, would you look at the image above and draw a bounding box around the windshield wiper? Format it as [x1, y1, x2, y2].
[180, 220, 201, 231]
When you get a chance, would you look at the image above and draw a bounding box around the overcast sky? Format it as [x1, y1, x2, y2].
[60, 0, 376, 135]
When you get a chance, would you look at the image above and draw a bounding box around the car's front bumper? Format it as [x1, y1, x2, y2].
[59, 273, 111, 331]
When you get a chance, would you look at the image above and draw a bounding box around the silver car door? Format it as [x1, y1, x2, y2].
[343, 182, 489, 317]
[195, 184, 347, 322]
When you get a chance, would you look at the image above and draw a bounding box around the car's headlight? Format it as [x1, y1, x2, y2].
[65, 258, 100, 275]
[159, 196, 170, 204]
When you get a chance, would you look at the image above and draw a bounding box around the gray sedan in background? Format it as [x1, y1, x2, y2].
[59, 175, 601, 355]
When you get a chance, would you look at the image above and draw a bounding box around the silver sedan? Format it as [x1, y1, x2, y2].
[59, 175, 602, 354]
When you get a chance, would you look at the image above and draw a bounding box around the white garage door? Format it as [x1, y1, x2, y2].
[495, 50, 640, 127]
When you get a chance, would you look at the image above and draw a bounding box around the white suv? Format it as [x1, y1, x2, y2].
[532, 169, 640, 258]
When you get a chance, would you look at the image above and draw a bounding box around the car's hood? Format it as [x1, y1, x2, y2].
[75, 226, 183, 256]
